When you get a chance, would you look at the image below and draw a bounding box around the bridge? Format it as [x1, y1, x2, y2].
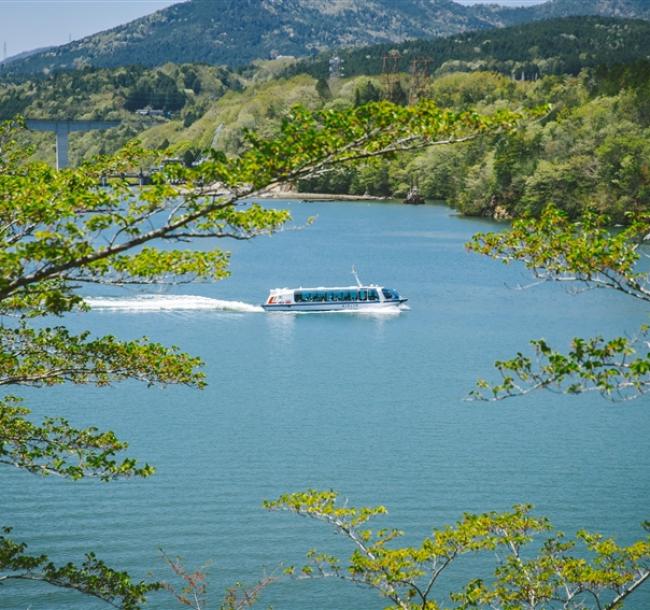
[24, 119, 121, 169]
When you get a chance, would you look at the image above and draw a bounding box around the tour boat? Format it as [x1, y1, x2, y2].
[261, 269, 407, 312]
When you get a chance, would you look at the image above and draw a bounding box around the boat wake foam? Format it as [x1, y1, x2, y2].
[84, 295, 264, 313]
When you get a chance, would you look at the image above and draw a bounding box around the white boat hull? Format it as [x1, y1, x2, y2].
[262, 299, 407, 312]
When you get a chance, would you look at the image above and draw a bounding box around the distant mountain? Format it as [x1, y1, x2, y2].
[2, 0, 650, 76]
[0, 46, 54, 66]
[296, 16, 650, 80]
[505, 0, 650, 23]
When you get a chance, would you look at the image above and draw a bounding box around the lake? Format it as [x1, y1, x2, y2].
[3, 200, 649, 609]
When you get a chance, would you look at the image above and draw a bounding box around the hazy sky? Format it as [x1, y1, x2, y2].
[1, 0, 180, 58]
[1, 0, 546, 60]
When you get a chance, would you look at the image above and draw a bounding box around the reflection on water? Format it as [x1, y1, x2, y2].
[266, 309, 297, 345]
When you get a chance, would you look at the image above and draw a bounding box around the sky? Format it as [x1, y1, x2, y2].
[0, 0, 180, 59]
[0, 0, 547, 60]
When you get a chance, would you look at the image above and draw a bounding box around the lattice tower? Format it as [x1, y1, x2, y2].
[408, 57, 432, 105]
[381, 49, 402, 101]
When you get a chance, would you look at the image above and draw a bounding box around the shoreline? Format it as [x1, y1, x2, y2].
[257, 190, 392, 202]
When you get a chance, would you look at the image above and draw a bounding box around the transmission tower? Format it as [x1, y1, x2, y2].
[381, 49, 402, 102]
[408, 57, 432, 105]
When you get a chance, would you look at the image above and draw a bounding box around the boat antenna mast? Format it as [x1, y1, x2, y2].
[351, 266, 362, 287]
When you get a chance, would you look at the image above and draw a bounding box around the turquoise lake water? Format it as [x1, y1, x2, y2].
[3, 200, 649, 609]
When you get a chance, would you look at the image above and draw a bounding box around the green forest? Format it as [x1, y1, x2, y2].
[300, 62, 650, 221]
[1, 16, 649, 220]
[293, 16, 650, 81]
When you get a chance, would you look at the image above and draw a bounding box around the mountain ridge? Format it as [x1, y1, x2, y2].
[291, 15, 650, 81]
[2, 0, 650, 76]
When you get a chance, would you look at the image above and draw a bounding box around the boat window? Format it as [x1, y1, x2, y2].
[290, 288, 392, 303]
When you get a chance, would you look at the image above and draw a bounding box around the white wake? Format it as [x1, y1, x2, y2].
[84, 295, 264, 313]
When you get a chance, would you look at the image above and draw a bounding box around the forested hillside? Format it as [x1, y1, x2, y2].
[294, 16, 650, 81]
[298, 62, 650, 222]
[2, 0, 650, 76]
[511, 0, 650, 22]
[1, 16, 649, 220]
[0, 62, 244, 165]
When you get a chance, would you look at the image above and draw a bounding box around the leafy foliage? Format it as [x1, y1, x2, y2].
[264, 490, 650, 610]
[231, 101, 521, 189]
[0, 527, 161, 609]
[471, 334, 650, 402]
[0, 326, 204, 388]
[0, 396, 154, 480]
[467, 206, 650, 401]
[468, 207, 650, 301]
[123, 71, 186, 112]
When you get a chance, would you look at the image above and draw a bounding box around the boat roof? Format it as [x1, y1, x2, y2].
[269, 284, 383, 294]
